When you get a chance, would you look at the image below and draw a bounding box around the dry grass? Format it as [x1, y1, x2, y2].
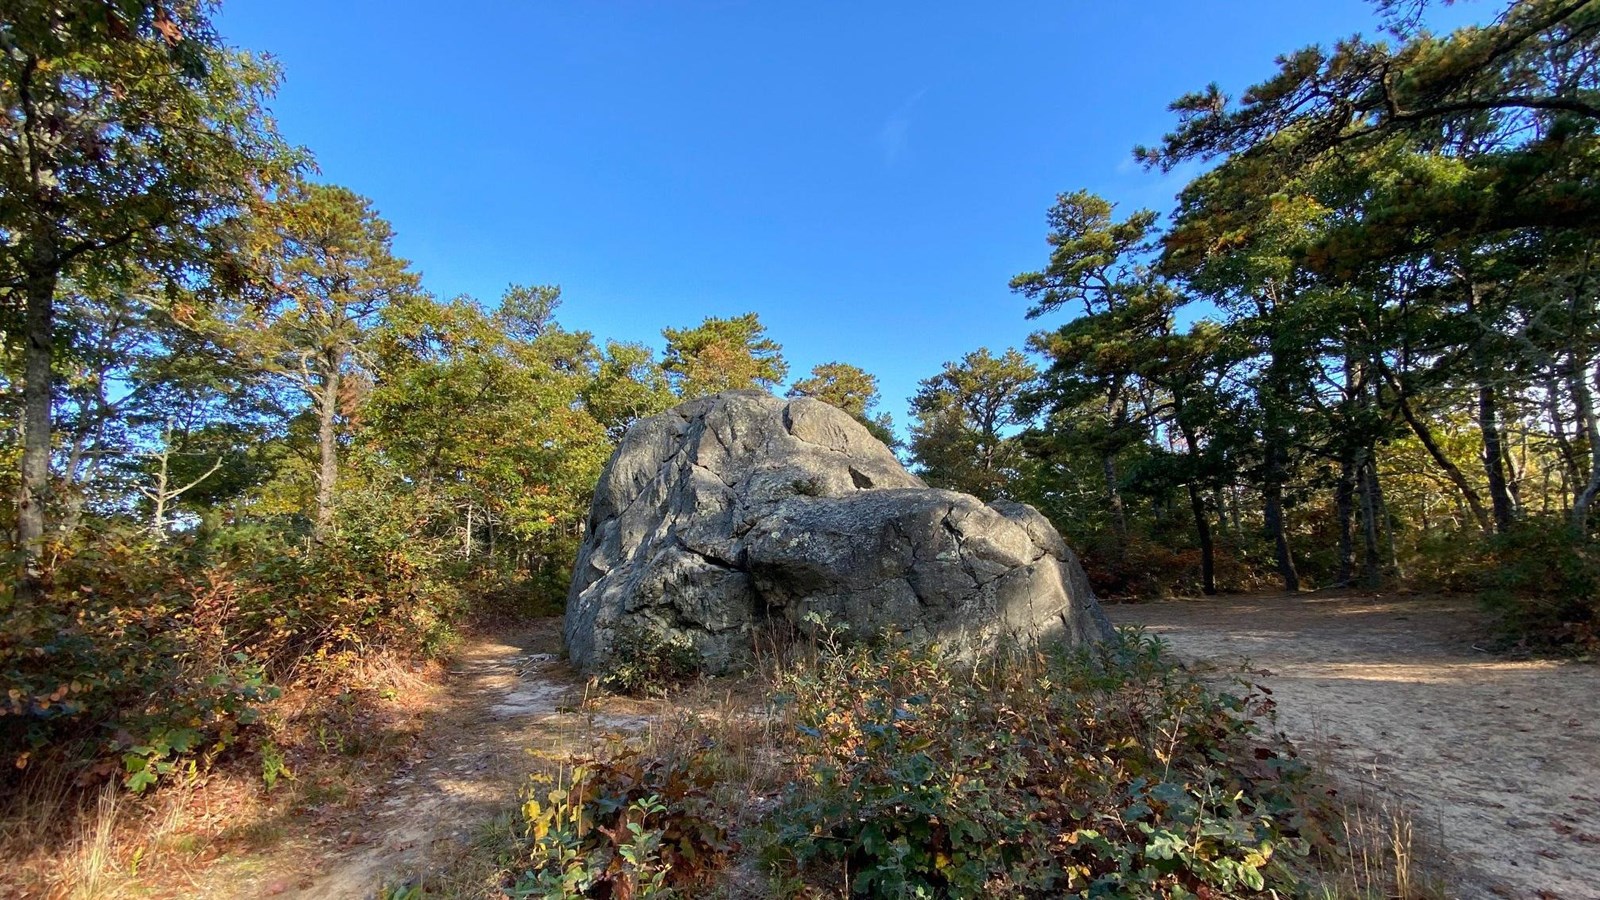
[1298, 719, 1452, 900]
[1325, 795, 1426, 900]
[68, 785, 121, 899]
[1, 752, 311, 898]
[0, 648, 454, 899]
[366, 663, 799, 900]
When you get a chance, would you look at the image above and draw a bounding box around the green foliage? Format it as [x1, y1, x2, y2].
[496, 631, 1338, 899]
[1140, 0, 1600, 252]
[661, 313, 788, 398]
[788, 362, 898, 447]
[600, 627, 702, 697]
[586, 340, 679, 440]
[235, 179, 426, 536]
[514, 746, 736, 898]
[1, 0, 299, 552]
[258, 737, 291, 790]
[908, 348, 1036, 501]
[1478, 522, 1600, 653]
[364, 287, 616, 596]
[761, 632, 1323, 898]
[232, 492, 466, 675]
[0, 477, 470, 793]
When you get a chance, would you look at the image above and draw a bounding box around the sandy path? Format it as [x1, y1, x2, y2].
[1111, 593, 1600, 900]
[206, 622, 660, 899]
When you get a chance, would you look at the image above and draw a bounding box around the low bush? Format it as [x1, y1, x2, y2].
[1477, 520, 1600, 653]
[2, 488, 468, 797]
[1078, 534, 1269, 598]
[1078, 534, 1191, 599]
[505, 629, 1338, 899]
[600, 626, 702, 697]
[0, 531, 279, 792]
[210, 484, 466, 681]
[763, 632, 1325, 897]
[514, 743, 736, 898]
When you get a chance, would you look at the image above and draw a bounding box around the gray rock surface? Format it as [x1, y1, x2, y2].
[564, 391, 1113, 673]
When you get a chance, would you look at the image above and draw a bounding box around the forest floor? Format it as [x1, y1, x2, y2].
[156, 592, 1600, 899]
[1111, 591, 1600, 900]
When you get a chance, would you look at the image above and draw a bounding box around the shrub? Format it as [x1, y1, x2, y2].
[1478, 520, 1600, 652]
[506, 629, 1337, 899]
[600, 626, 702, 697]
[1078, 534, 1271, 599]
[200, 486, 465, 685]
[1079, 534, 1190, 599]
[0, 529, 278, 792]
[760, 631, 1326, 898]
[2, 485, 469, 795]
[514, 743, 736, 898]
[471, 568, 568, 621]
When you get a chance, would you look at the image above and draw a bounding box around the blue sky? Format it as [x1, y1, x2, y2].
[218, 1, 1488, 430]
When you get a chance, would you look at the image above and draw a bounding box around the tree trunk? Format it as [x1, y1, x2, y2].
[60, 422, 94, 534]
[1359, 457, 1383, 587]
[1384, 368, 1494, 533]
[149, 452, 170, 535]
[1174, 413, 1215, 595]
[315, 350, 342, 539]
[1186, 481, 1216, 595]
[1335, 453, 1357, 587]
[1264, 487, 1299, 592]
[1263, 442, 1299, 592]
[1569, 356, 1600, 533]
[1370, 454, 1404, 578]
[1478, 380, 1517, 533]
[1102, 454, 1128, 541]
[1545, 375, 1585, 491]
[18, 260, 57, 583]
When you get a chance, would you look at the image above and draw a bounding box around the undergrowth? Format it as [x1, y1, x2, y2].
[1475, 522, 1600, 654]
[0, 498, 479, 896]
[497, 629, 1392, 899]
[600, 626, 703, 697]
[0, 517, 460, 796]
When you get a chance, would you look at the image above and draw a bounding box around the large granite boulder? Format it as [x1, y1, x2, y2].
[564, 391, 1112, 674]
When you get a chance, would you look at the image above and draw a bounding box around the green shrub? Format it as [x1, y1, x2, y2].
[1404, 523, 1489, 593]
[761, 631, 1325, 898]
[507, 629, 1335, 898]
[514, 744, 736, 897]
[470, 568, 568, 621]
[209, 487, 466, 683]
[1479, 520, 1600, 652]
[600, 626, 701, 697]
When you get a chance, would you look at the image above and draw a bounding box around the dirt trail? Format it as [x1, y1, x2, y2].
[1111, 592, 1600, 900]
[202, 621, 661, 899]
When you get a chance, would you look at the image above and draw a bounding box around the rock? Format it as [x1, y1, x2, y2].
[564, 390, 1112, 674]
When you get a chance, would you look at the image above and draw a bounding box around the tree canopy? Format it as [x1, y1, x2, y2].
[788, 361, 898, 446]
[661, 313, 788, 398]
